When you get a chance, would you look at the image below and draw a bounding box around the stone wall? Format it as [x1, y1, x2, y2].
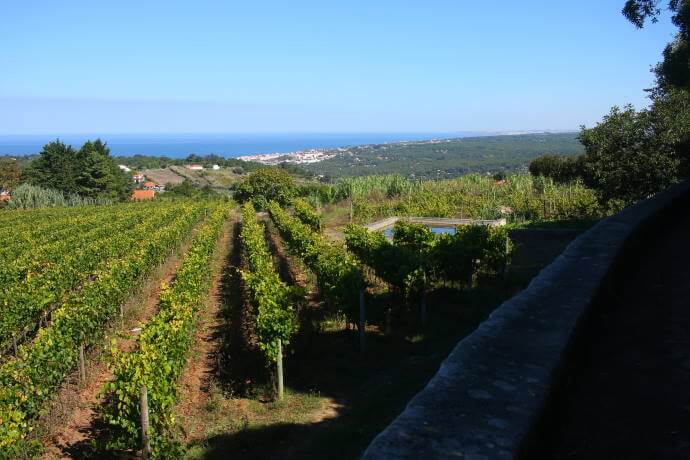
[362, 181, 690, 459]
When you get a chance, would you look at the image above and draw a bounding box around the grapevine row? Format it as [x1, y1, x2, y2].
[102, 202, 229, 454]
[291, 198, 322, 232]
[0, 202, 206, 456]
[267, 201, 363, 320]
[0, 203, 129, 262]
[239, 202, 297, 364]
[0, 205, 184, 348]
[344, 221, 512, 293]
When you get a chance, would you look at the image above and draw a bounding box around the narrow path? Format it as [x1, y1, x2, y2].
[175, 218, 234, 442]
[544, 214, 690, 459]
[38, 226, 203, 459]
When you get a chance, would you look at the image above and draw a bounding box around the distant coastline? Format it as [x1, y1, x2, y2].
[0, 131, 573, 158]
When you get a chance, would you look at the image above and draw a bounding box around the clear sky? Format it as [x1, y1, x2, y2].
[0, 0, 678, 135]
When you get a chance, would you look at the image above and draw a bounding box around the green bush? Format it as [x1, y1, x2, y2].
[234, 168, 296, 208]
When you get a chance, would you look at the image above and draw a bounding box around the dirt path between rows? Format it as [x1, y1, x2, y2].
[542, 213, 690, 459]
[175, 218, 234, 442]
[38, 224, 205, 459]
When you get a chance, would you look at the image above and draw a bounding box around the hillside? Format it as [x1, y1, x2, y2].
[301, 132, 583, 179]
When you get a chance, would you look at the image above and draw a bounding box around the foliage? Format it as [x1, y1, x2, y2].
[292, 198, 322, 231]
[579, 105, 681, 202]
[234, 168, 296, 209]
[0, 204, 183, 348]
[162, 179, 221, 199]
[433, 225, 512, 282]
[313, 174, 602, 224]
[0, 158, 21, 191]
[303, 133, 584, 179]
[344, 224, 425, 296]
[575, 1, 690, 205]
[6, 183, 114, 209]
[529, 154, 585, 184]
[623, 0, 690, 91]
[103, 203, 228, 455]
[23, 139, 132, 201]
[267, 201, 364, 320]
[239, 203, 297, 363]
[77, 140, 133, 201]
[345, 222, 512, 295]
[0, 201, 206, 455]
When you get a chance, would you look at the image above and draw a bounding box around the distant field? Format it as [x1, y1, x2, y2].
[142, 166, 244, 189]
[303, 132, 583, 179]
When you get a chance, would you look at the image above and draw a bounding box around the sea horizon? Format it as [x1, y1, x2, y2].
[0, 131, 571, 158]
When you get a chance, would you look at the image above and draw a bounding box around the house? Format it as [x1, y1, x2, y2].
[187, 164, 204, 170]
[0, 190, 10, 202]
[133, 173, 145, 183]
[212, 164, 221, 170]
[131, 189, 155, 201]
[142, 181, 165, 192]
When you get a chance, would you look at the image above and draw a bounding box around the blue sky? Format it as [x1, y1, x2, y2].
[0, 0, 678, 134]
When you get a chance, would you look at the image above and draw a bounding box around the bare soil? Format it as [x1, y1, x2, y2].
[175, 219, 234, 442]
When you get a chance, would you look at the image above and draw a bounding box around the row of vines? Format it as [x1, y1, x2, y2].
[267, 201, 363, 321]
[0, 201, 209, 456]
[239, 203, 297, 365]
[344, 221, 511, 296]
[102, 202, 229, 454]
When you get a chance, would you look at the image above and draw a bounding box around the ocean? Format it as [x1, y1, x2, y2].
[0, 132, 480, 158]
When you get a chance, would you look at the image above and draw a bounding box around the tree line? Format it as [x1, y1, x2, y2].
[1, 139, 133, 202]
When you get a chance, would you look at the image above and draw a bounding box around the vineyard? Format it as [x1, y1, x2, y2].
[0, 176, 594, 458]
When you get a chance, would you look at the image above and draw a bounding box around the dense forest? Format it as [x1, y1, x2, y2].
[302, 133, 584, 179]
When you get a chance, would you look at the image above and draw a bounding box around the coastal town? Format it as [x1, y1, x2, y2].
[237, 148, 339, 165]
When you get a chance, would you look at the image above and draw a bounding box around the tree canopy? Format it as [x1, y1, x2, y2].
[24, 139, 132, 201]
[623, 0, 690, 90]
[0, 158, 21, 191]
[234, 167, 296, 208]
[565, 1, 690, 203]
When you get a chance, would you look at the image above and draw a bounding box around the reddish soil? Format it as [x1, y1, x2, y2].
[541, 214, 690, 459]
[175, 220, 234, 441]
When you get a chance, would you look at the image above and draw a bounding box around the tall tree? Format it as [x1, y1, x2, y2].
[575, 1, 690, 203]
[77, 139, 132, 200]
[24, 140, 81, 194]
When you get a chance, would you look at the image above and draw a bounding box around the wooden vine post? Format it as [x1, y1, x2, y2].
[78, 344, 86, 383]
[277, 339, 284, 400]
[140, 386, 151, 458]
[420, 274, 428, 328]
[359, 289, 366, 353]
[503, 233, 510, 278]
[349, 197, 354, 223]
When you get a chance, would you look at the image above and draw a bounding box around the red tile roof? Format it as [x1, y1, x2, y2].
[131, 190, 155, 200]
